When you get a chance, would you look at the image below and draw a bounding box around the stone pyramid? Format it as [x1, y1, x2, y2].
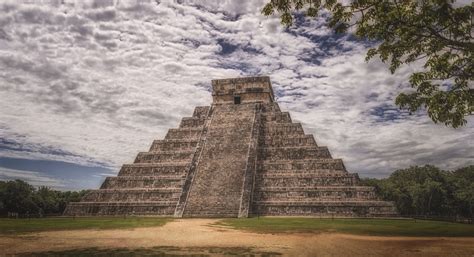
[65, 76, 397, 217]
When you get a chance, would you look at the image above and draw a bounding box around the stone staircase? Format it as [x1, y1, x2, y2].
[181, 103, 258, 217]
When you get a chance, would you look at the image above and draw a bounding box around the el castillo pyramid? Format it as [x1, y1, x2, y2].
[65, 76, 397, 217]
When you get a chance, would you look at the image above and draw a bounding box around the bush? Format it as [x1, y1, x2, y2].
[360, 165, 473, 219]
[0, 180, 89, 216]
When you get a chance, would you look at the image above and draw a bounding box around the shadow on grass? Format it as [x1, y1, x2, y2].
[0, 217, 172, 235]
[217, 218, 474, 237]
[18, 246, 282, 257]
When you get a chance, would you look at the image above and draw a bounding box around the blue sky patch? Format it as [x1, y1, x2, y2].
[0, 157, 114, 190]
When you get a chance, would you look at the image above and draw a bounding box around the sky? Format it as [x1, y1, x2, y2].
[0, 0, 472, 190]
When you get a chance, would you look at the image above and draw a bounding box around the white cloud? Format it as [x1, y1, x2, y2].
[0, 0, 472, 190]
[0, 167, 65, 188]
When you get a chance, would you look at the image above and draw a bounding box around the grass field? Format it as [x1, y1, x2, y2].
[0, 217, 171, 235]
[2, 217, 474, 237]
[217, 217, 474, 237]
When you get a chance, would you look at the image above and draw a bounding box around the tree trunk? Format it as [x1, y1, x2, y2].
[427, 192, 433, 216]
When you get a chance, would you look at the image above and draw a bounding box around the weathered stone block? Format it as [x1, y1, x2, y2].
[100, 176, 184, 189]
[149, 139, 198, 152]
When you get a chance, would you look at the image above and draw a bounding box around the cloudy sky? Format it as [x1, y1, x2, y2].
[0, 0, 472, 190]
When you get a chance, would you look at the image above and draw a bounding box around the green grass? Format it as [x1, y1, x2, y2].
[17, 246, 282, 257]
[0, 217, 171, 235]
[217, 217, 474, 237]
[3, 217, 473, 237]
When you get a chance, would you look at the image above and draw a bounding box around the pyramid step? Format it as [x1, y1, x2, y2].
[83, 188, 181, 202]
[210, 103, 257, 112]
[254, 194, 378, 202]
[113, 175, 186, 179]
[179, 117, 206, 128]
[261, 146, 324, 150]
[257, 172, 357, 178]
[260, 103, 281, 112]
[253, 200, 395, 206]
[260, 146, 331, 160]
[134, 151, 194, 163]
[206, 125, 253, 135]
[165, 128, 203, 140]
[251, 201, 397, 217]
[183, 206, 240, 217]
[263, 123, 304, 134]
[64, 201, 177, 216]
[210, 111, 255, 119]
[192, 106, 210, 119]
[255, 175, 357, 187]
[254, 186, 378, 201]
[183, 212, 238, 218]
[259, 159, 346, 171]
[118, 163, 189, 176]
[101, 176, 185, 189]
[149, 139, 198, 151]
[260, 135, 317, 147]
[255, 186, 375, 191]
[70, 201, 178, 205]
[187, 205, 239, 209]
[261, 111, 292, 123]
[145, 150, 196, 154]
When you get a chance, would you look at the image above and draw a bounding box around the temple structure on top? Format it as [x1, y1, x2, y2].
[64, 76, 397, 217]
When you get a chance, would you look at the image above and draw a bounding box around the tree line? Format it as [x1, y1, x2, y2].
[360, 165, 473, 219]
[0, 180, 88, 216]
[0, 165, 472, 218]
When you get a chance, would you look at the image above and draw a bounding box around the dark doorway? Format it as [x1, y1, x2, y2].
[234, 96, 241, 104]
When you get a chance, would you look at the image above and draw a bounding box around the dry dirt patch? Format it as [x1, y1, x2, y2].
[1, 219, 473, 256]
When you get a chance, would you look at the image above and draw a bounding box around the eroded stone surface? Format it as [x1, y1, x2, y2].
[64, 76, 397, 217]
